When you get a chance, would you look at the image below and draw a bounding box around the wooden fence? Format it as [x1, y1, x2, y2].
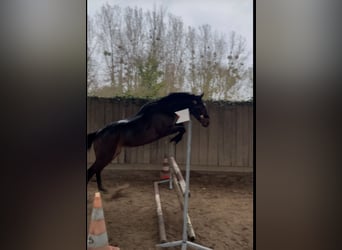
[87, 97, 253, 172]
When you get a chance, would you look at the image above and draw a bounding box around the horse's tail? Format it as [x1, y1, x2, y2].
[87, 132, 97, 150]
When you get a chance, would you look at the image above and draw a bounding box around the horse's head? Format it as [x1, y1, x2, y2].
[189, 93, 210, 127]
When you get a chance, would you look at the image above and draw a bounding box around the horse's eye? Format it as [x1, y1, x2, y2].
[193, 100, 197, 104]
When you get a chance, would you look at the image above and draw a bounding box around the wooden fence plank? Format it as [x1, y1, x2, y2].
[235, 105, 243, 167]
[236, 105, 249, 167]
[243, 105, 250, 167]
[219, 104, 235, 166]
[104, 99, 113, 125]
[217, 104, 225, 166]
[150, 140, 158, 164]
[94, 98, 105, 130]
[110, 96, 123, 175]
[87, 98, 95, 163]
[175, 131, 187, 165]
[87, 98, 91, 133]
[207, 102, 219, 166]
[115, 99, 125, 164]
[191, 119, 201, 166]
[198, 111, 209, 166]
[143, 143, 151, 164]
[89, 98, 97, 132]
[229, 105, 237, 166]
[125, 102, 136, 164]
[248, 105, 254, 168]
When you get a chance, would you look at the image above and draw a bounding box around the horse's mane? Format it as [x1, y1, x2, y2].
[161, 92, 192, 99]
[137, 92, 195, 115]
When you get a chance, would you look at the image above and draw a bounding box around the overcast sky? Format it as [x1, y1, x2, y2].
[87, 0, 253, 65]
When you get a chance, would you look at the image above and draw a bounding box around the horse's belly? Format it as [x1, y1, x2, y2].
[124, 127, 160, 147]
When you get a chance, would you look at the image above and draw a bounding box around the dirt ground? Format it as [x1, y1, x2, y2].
[87, 169, 253, 250]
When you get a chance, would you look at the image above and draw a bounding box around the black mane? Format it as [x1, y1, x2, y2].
[160, 92, 194, 102]
[137, 92, 196, 115]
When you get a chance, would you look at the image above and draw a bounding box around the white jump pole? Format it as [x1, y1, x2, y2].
[156, 110, 212, 250]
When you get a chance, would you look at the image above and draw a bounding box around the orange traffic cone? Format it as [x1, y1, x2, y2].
[160, 157, 170, 180]
[88, 192, 120, 250]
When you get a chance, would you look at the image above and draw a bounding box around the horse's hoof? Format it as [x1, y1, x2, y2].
[170, 138, 178, 143]
[99, 188, 108, 194]
[171, 139, 180, 144]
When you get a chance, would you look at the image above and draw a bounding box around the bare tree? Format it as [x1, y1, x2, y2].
[90, 3, 251, 100]
[164, 14, 186, 93]
[185, 26, 198, 94]
[134, 6, 166, 97]
[87, 16, 98, 92]
[96, 4, 122, 91]
[197, 24, 215, 99]
[222, 31, 249, 99]
[122, 6, 145, 93]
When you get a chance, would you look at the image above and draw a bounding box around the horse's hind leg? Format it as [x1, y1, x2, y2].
[87, 157, 112, 192]
[88, 145, 122, 193]
[95, 168, 110, 193]
[95, 146, 122, 192]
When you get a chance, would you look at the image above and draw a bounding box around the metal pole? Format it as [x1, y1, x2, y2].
[156, 115, 212, 250]
[181, 120, 192, 249]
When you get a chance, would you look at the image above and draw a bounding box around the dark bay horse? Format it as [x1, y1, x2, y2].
[87, 92, 210, 191]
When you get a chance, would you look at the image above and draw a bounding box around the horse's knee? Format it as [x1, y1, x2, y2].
[87, 159, 108, 182]
[170, 133, 183, 144]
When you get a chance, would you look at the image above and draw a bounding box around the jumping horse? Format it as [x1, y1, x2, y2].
[87, 92, 210, 192]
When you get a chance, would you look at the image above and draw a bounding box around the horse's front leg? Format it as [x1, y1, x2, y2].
[169, 124, 186, 144]
[96, 171, 107, 193]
